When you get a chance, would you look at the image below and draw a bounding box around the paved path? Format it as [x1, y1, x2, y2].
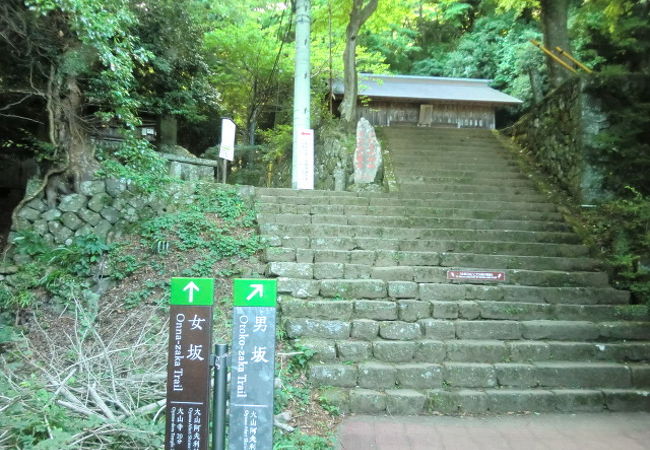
[337, 413, 650, 450]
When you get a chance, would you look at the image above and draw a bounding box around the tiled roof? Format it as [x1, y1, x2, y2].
[332, 73, 523, 105]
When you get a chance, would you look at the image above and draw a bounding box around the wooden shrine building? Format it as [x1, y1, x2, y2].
[332, 74, 522, 129]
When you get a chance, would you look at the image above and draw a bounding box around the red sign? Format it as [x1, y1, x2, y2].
[447, 270, 506, 282]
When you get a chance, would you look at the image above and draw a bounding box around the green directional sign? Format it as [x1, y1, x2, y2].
[233, 278, 277, 307]
[170, 277, 214, 306]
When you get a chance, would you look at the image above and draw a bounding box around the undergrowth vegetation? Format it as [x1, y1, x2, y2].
[0, 132, 341, 448]
[580, 188, 650, 306]
[0, 169, 338, 448]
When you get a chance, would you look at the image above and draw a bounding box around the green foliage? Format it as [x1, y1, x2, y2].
[287, 344, 317, 375]
[24, 0, 151, 126]
[583, 75, 650, 196]
[317, 393, 342, 417]
[132, 0, 218, 121]
[573, 0, 650, 73]
[414, 10, 544, 107]
[97, 136, 171, 193]
[581, 187, 650, 305]
[2, 232, 110, 313]
[273, 431, 334, 450]
[129, 183, 262, 281]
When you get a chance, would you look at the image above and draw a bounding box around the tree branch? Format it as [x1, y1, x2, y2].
[0, 94, 33, 111]
[0, 113, 43, 123]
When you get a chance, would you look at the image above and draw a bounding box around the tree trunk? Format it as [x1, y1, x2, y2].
[339, 0, 378, 133]
[47, 71, 95, 193]
[540, 0, 570, 89]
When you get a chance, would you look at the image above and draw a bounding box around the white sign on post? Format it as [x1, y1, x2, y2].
[219, 118, 236, 162]
[296, 129, 314, 190]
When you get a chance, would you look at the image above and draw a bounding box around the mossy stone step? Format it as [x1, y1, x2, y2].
[279, 297, 646, 323]
[308, 361, 650, 391]
[276, 278, 629, 305]
[295, 338, 650, 364]
[285, 317, 649, 342]
[268, 263, 609, 287]
[257, 195, 560, 213]
[397, 176, 534, 187]
[258, 213, 571, 233]
[257, 203, 565, 222]
[266, 247, 599, 271]
[395, 183, 541, 195]
[260, 224, 580, 244]
[265, 237, 588, 258]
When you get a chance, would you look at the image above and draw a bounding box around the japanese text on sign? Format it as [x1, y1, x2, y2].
[166, 278, 214, 450]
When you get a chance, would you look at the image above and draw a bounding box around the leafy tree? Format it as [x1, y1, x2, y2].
[205, 4, 293, 144]
[0, 0, 149, 190]
[573, 0, 650, 73]
[339, 0, 379, 131]
[131, 0, 219, 146]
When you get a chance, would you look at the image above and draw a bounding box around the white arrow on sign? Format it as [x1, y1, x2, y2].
[246, 284, 264, 301]
[183, 281, 200, 303]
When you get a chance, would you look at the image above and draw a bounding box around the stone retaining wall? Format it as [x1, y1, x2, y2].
[9, 178, 192, 263]
[510, 79, 584, 198]
[509, 74, 650, 203]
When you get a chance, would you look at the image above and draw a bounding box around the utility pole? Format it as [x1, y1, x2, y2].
[292, 0, 312, 190]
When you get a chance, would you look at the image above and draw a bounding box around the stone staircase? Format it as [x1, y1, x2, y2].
[254, 126, 650, 415]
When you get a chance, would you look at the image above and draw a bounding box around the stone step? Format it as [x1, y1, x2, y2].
[279, 298, 646, 323]
[260, 223, 580, 244]
[394, 191, 549, 203]
[393, 161, 518, 171]
[391, 149, 515, 158]
[257, 203, 565, 222]
[397, 175, 534, 187]
[262, 190, 550, 203]
[395, 183, 540, 195]
[265, 237, 588, 258]
[397, 169, 528, 181]
[284, 316, 649, 342]
[276, 279, 629, 305]
[257, 213, 570, 233]
[393, 166, 527, 177]
[388, 142, 508, 150]
[257, 195, 560, 213]
[296, 338, 650, 365]
[308, 361, 650, 393]
[268, 264, 609, 287]
[266, 248, 599, 271]
[320, 387, 650, 415]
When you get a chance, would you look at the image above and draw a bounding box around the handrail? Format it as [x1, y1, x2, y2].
[529, 40, 593, 74]
[530, 40, 577, 73]
[554, 46, 594, 74]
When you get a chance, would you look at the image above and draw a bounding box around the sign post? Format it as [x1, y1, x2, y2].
[219, 118, 236, 184]
[228, 279, 277, 450]
[166, 278, 215, 450]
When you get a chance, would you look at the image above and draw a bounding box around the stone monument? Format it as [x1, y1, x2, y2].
[353, 118, 382, 185]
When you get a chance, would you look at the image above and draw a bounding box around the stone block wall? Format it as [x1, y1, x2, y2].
[9, 178, 190, 262]
[509, 74, 650, 203]
[509, 78, 585, 199]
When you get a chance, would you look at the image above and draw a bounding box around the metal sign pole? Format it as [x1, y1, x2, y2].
[212, 344, 228, 450]
[222, 158, 227, 184]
